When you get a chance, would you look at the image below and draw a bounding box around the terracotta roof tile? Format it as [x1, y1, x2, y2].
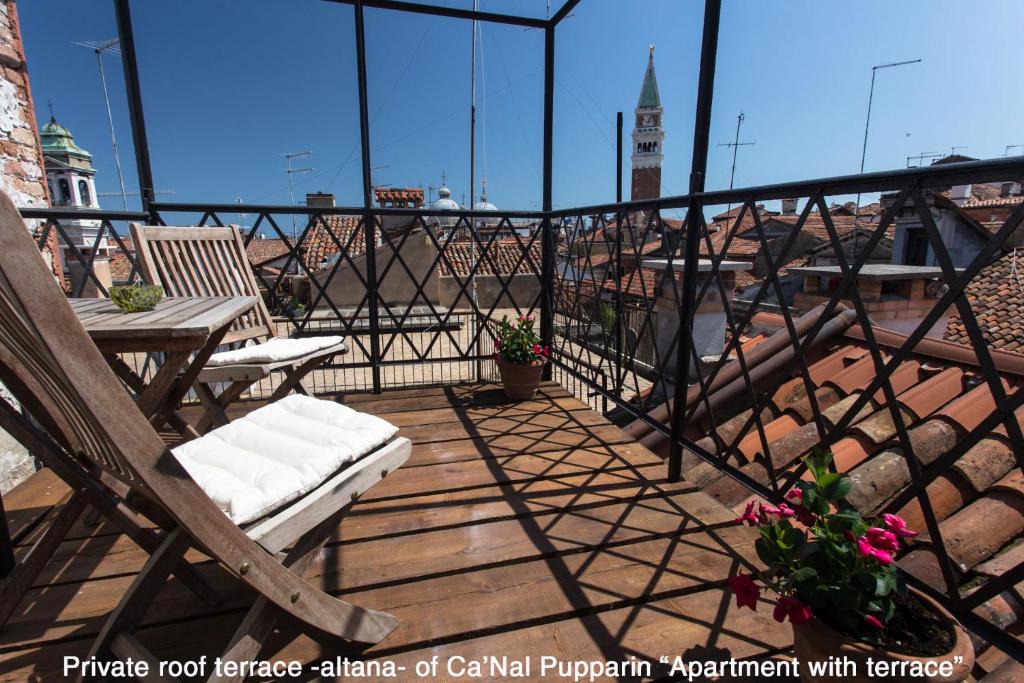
[440, 239, 542, 278]
[245, 238, 291, 266]
[301, 215, 374, 272]
[944, 252, 1024, 354]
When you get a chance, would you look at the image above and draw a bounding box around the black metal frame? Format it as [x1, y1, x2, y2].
[15, 0, 1024, 663]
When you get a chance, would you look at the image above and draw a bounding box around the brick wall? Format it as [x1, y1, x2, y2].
[0, 0, 47, 209]
[0, 0, 45, 493]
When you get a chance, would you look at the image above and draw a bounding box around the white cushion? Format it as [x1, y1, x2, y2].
[206, 335, 346, 367]
[172, 394, 398, 524]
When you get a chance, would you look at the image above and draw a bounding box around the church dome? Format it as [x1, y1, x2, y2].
[473, 192, 497, 212]
[40, 117, 91, 159]
[430, 185, 460, 212]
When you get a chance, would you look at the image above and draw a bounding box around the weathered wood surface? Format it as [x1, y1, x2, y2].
[71, 297, 257, 350]
[0, 382, 777, 681]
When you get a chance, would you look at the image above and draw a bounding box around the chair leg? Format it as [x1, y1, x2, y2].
[268, 355, 325, 402]
[194, 380, 254, 434]
[208, 515, 341, 683]
[82, 528, 191, 683]
[0, 491, 88, 630]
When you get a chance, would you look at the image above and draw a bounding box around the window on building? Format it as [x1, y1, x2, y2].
[78, 179, 91, 206]
[58, 178, 71, 205]
[904, 228, 930, 266]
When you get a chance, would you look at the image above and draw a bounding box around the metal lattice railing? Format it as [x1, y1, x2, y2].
[18, 154, 1024, 658]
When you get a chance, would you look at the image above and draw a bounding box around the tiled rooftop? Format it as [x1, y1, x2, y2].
[945, 251, 1024, 354]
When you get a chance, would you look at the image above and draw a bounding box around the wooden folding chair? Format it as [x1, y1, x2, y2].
[130, 224, 348, 432]
[0, 192, 410, 679]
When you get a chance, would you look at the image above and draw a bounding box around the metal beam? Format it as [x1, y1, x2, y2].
[550, 0, 583, 26]
[113, 0, 156, 218]
[324, 0, 546, 28]
[540, 25, 556, 381]
[668, 0, 722, 482]
[353, 0, 382, 393]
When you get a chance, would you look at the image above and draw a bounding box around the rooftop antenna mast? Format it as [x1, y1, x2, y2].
[72, 38, 128, 210]
[1005, 145, 1024, 157]
[282, 150, 312, 240]
[949, 145, 967, 156]
[717, 110, 755, 221]
[905, 151, 941, 168]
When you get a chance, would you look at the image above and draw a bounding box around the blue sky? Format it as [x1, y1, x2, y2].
[20, 0, 1024, 219]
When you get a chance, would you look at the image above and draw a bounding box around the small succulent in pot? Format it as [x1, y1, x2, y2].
[728, 448, 973, 682]
[109, 284, 163, 313]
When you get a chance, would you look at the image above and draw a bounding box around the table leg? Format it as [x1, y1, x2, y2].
[150, 323, 231, 433]
[137, 350, 192, 418]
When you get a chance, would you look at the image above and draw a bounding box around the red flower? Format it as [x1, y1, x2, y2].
[533, 343, 542, 354]
[736, 500, 759, 527]
[785, 488, 804, 503]
[882, 513, 918, 539]
[494, 340, 501, 349]
[773, 596, 812, 625]
[542, 345, 550, 357]
[856, 535, 894, 565]
[864, 614, 885, 630]
[865, 527, 899, 553]
[727, 573, 759, 611]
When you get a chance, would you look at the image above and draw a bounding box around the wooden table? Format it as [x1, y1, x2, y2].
[71, 296, 257, 435]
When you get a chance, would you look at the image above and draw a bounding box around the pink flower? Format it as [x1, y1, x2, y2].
[856, 535, 894, 565]
[737, 500, 759, 527]
[527, 314, 535, 321]
[494, 340, 501, 349]
[542, 345, 550, 357]
[785, 488, 804, 503]
[776, 503, 796, 519]
[882, 513, 918, 539]
[865, 527, 899, 553]
[864, 614, 885, 630]
[773, 596, 812, 625]
[727, 573, 759, 611]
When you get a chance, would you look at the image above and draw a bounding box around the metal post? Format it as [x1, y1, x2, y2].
[539, 25, 555, 381]
[353, 0, 382, 393]
[614, 112, 624, 397]
[0, 493, 13, 578]
[668, 0, 721, 482]
[113, 0, 156, 219]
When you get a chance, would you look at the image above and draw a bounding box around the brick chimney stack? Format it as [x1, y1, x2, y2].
[306, 192, 335, 208]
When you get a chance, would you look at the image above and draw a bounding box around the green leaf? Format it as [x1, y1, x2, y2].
[821, 474, 853, 501]
[805, 447, 834, 482]
[789, 566, 818, 584]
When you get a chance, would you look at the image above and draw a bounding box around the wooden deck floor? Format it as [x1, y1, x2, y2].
[0, 382, 791, 681]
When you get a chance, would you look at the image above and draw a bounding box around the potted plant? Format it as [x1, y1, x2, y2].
[493, 314, 549, 400]
[728, 448, 973, 683]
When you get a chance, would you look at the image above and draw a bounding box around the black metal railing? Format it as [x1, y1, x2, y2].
[19, 153, 1024, 659]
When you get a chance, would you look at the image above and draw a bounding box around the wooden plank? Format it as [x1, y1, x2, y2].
[333, 382, 572, 414]
[0, 483, 738, 651]
[3, 468, 71, 543]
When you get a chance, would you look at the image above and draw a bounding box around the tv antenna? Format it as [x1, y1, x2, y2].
[1005, 144, 1024, 157]
[905, 151, 941, 168]
[718, 110, 755, 218]
[282, 151, 312, 240]
[72, 38, 129, 210]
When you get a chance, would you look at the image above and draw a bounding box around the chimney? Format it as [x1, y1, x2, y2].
[792, 264, 952, 338]
[948, 184, 971, 206]
[306, 192, 335, 208]
[1001, 182, 1014, 198]
[781, 198, 798, 215]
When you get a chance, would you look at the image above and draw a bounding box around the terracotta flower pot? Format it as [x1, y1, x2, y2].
[496, 357, 545, 400]
[792, 590, 973, 683]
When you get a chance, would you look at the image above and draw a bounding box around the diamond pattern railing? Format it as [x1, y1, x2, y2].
[17, 155, 1024, 657]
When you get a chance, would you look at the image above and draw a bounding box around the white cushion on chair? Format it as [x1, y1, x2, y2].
[171, 394, 398, 524]
[206, 335, 346, 367]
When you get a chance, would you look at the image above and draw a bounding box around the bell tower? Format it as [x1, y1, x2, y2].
[631, 45, 664, 202]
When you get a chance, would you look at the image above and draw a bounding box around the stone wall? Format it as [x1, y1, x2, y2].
[0, 0, 44, 493]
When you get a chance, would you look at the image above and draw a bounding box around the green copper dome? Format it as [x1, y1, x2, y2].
[637, 47, 661, 110]
[40, 117, 91, 159]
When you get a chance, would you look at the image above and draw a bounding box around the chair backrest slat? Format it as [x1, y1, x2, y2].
[131, 224, 276, 345]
